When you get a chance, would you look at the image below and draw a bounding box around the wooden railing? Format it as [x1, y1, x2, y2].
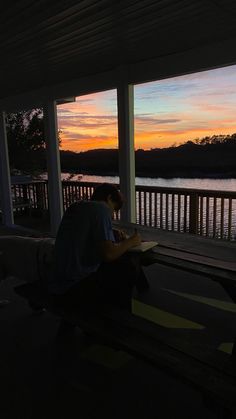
[11, 181, 48, 214]
[135, 185, 236, 241]
[10, 180, 236, 240]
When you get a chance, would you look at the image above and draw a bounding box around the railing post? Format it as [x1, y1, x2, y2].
[22, 184, 28, 214]
[189, 192, 199, 234]
[35, 182, 46, 213]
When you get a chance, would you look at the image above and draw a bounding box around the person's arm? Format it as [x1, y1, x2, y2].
[112, 228, 127, 242]
[99, 230, 141, 262]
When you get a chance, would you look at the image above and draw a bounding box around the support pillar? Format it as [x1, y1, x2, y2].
[44, 101, 63, 236]
[117, 84, 136, 223]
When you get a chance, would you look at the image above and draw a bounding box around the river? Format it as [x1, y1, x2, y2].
[60, 173, 236, 192]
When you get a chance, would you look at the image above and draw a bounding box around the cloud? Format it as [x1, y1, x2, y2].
[76, 98, 94, 104]
[57, 108, 73, 115]
[193, 103, 232, 112]
[62, 132, 112, 141]
[58, 114, 117, 129]
[57, 66, 236, 151]
[135, 115, 181, 125]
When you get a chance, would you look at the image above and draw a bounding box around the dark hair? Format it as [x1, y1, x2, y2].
[91, 183, 124, 210]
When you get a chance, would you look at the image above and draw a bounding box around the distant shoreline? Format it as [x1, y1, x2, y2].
[59, 141, 236, 180]
[12, 138, 236, 179]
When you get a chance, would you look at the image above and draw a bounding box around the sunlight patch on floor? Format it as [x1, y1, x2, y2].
[162, 289, 236, 313]
[80, 344, 133, 369]
[217, 342, 234, 355]
[132, 299, 205, 329]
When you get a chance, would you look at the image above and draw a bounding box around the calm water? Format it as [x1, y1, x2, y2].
[60, 173, 236, 192]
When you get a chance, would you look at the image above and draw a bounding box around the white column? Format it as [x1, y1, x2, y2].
[0, 111, 14, 226]
[117, 84, 136, 223]
[44, 101, 63, 236]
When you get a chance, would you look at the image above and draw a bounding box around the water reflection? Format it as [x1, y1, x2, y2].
[60, 173, 236, 192]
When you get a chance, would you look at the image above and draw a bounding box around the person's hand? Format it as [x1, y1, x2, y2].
[113, 228, 127, 242]
[128, 229, 141, 248]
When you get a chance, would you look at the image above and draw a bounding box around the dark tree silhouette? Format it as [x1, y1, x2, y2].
[6, 109, 45, 153]
[6, 109, 61, 173]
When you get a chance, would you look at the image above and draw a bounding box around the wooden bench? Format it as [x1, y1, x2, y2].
[14, 279, 236, 419]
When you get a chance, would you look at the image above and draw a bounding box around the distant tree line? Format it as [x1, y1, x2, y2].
[134, 134, 236, 178]
[6, 109, 236, 178]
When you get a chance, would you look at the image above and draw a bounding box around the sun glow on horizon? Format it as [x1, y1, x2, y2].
[57, 65, 236, 152]
[57, 90, 118, 152]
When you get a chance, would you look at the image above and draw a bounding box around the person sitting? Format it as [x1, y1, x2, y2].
[48, 183, 149, 314]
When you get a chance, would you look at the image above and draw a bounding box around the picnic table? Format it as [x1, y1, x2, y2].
[113, 221, 236, 287]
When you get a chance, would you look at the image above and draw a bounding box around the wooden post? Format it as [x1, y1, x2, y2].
[44, 101, 63, 236]
[189, 192, 199, 234]
[22, 184, 29, 214]
[35, 182, 45, 212]
[0, 111, 14, 226]
[117, 83, 136, 223]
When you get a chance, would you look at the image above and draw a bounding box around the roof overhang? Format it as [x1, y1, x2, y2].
[1, 1, 236, 111]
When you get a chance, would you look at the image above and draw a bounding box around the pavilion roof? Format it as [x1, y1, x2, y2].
[1, 0, 236, 109]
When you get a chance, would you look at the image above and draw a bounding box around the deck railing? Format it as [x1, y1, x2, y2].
[10, 180, 236, 241]
[135, 185, 236, 240]
[11, 181, 48, 214]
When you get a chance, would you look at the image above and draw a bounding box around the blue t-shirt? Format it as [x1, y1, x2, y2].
[48, 200, 115, 294]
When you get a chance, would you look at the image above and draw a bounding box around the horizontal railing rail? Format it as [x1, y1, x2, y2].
[9, 180, 236, 241]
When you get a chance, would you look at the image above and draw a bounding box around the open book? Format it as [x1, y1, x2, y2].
[128, 241, 158, 253]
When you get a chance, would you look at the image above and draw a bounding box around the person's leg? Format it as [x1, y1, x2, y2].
[52, 277, 102, 340]
[51, 276, 101, 314]
[51, 254, 149, 314]
[127, 253, 150, 292]
[95, 253, 149, 311]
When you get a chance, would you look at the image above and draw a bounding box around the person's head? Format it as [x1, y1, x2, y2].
[91, 183, 124, 211]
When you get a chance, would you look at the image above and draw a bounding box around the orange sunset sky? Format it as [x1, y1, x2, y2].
[57, 65, 236, 152]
